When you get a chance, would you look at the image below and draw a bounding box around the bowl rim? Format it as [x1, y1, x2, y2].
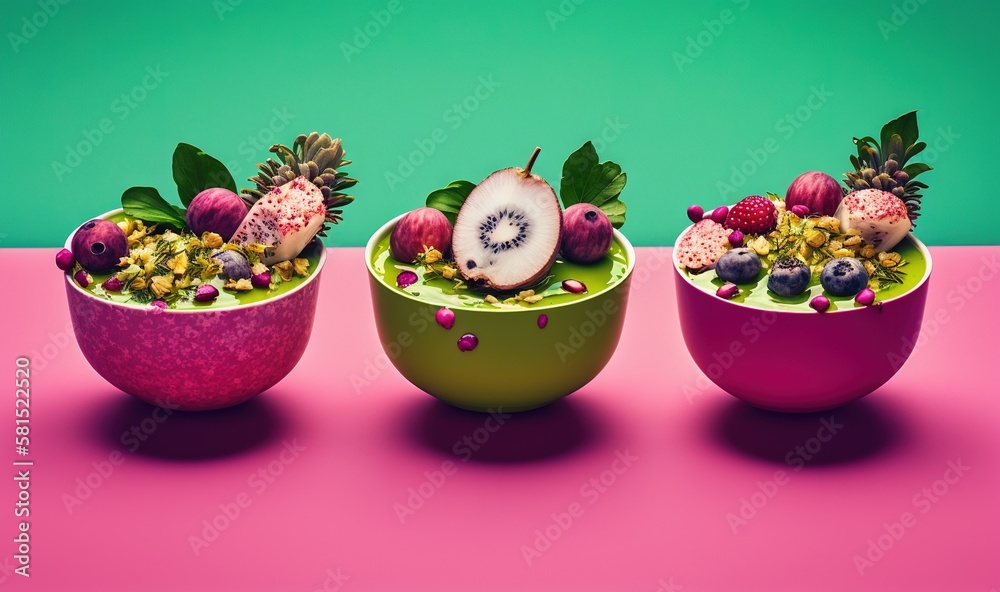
[365, 212, 636, 312]
[64, 208, 328, 313]
[671, 222, 933, 315]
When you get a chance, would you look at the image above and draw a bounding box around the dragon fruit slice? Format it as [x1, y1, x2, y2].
[232, 176, 326, 265]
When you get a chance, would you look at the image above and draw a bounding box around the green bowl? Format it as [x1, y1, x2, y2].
[365, 214, 636, 412]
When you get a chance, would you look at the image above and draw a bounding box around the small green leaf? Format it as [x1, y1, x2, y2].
[902, 162, 932, 179]
[903, 141, 926, 163]
[881, 111, 919, 152]
[600, 199, 626, 229]
[426, 180, 476, 223]
[122, 186, 186, 227]
[560, 141, 599, 207]
[172, 143, 237, 207]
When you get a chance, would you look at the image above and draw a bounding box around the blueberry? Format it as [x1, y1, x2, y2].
[820, 257, 869, 297]
[715, 248, 762, 284]
[767, 257, 811, 297]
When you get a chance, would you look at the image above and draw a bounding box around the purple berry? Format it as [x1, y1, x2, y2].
[855, 287, 876, 306]
[560, 203, 613, 264]
[186, 188, 248, 241]
[102, 276, 124, 292]
[790, 204, 811, 218]
[809, 295, 831, 313]
[55, 248, 75, 271]
[71, 219, 128, 272]
[537, 314, 548, 329]
[716, 283, 739, 299]
[194, 284, 219, 302]
[716, 248, 761, 284]
[687, 205, 704, 223]
[396, 270, 418, 288]
[457, 333, 479, 352]
[150, 300, 168, 310]
[820, 257, 869, 297]
[710, 206, 729, 225]
[73, 269, 91, 287]
[728, 230, 744, 248]
[767, 257, 811, 297]
[435, 307, 456, 330]
[561, 279, 587, 294]
[251, 271, 271, 289]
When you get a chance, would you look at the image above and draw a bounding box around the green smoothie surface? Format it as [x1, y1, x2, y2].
[371, 234, 630, 310]
[680, 234, 927, 312]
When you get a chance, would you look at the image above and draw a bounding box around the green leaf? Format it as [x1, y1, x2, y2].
[172, 143, 237, 207]
[122, 186, 186, 227]
[903, 141, 926, 163]
[600, 199, 626, 229]
[560, 141, 599, 207]
[426, 180, 476, 223]
[885, 133, 905, 162]
[902, 162, 932, 179]
[881, 111, 920, 152]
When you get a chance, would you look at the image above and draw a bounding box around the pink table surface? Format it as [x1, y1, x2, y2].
[2, 247, 998, 592]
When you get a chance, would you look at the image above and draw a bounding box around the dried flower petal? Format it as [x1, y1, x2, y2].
[274, 261, 294, 282]
[167, 252, 189, 275]
[293, 258, 310, 277]
[150, 275, 173, 298]
[225, 278, 254, 291]
[202, 232, 223, 249]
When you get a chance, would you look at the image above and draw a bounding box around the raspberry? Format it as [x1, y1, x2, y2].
[725, 195, 777, 235]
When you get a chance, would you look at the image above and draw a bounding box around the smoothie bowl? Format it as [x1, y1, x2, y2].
[367, 143, 634, 411]
[674, 112, 934, 412]
[58, 132, 358, 410]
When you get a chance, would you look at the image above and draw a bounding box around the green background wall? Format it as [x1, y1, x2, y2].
[2, 0, 995, 247]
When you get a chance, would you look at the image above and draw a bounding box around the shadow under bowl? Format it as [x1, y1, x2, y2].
[365, 214, 636, 412]
[64, 209, 327, 411]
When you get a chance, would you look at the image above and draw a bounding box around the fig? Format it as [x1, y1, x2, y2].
[211, 249, 251, 281]
[390, 207, 453, 263]
[187, 188, 249, 241]
[785, 171, 843, 216]
[71, 219, 128, 272]
[560, 203, 613, 264]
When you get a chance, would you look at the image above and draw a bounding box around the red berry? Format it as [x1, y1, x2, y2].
[710, 206, 729, 224]
[686, 205, 704, 223]
[725, 196, 777, 235]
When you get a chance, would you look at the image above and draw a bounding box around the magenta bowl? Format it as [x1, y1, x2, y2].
[63, 209, 327, 411]
[673, 231, 932, 413]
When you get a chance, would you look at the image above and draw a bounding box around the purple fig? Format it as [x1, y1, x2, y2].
[71, 219, 128, 273]
[55, 248, 75, 271]
[560, 203, 613, 264]
[186, 188, 248, 241]
[390, 207, 453, 262]
[786, 171, 843, 217]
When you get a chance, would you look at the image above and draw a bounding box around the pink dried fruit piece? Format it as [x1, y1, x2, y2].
[790, 204, 811, 218]
[102, 276, 124, 292]
[56, 248, 75, 271]
[71, 219, 128, 272]
[716, 283, 739, 299]
[435, 307, 456, 330]
[710, 206, 729, 224]
[186, 188, 248, 242]
[232, 176, 326, 265]
[73, 269, 91, 287]
[457, 334, 479, 352]
[686, 205, 704, 223]
[150, 300, 168, 310]
[809, 295, 831, 313]
[855, 287, 876, 306]
[537, 314, 548, 329]
[560, 203, 613, 264]
[561, 279, 587, 294]
[390, 207, 453, 263]
[676, 219, 730, 273]
[251, 271, 271, 290]
[396, 270, 418, 288]
[194, 284, 219, 302]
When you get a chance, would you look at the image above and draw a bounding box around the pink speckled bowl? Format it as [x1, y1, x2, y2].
[673, 231, 932, 413]
[64, 210, 326, 411]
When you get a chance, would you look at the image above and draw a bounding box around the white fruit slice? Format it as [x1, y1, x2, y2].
[834, 189, 912, 252]
[452, 149, 562, 291]
[232, 176, 326, 265]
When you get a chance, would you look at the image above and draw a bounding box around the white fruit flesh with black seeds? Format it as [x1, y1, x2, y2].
[452, 166, 562, 291]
